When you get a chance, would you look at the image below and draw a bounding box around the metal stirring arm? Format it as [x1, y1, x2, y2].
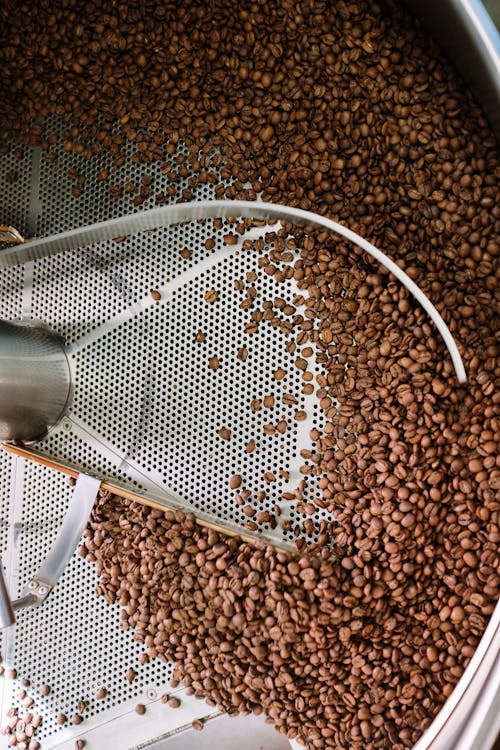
[0, 472, 101, 627]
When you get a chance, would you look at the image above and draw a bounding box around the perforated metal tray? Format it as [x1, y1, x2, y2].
[0, 117, 334, 748]
[0, 105, 495, 750]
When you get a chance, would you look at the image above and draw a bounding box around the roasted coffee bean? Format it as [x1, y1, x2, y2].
[229, 475, 242, 490]
[208, 356, 220, 371]
[4, 1, 497, 748]
[204, 290, 219, 304]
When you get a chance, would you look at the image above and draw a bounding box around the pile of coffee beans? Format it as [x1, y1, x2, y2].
[0, 0, 498, 747]
[0, 706, 43, 749]
[0, 0, 497, 236]
[81, 492, 498, 750]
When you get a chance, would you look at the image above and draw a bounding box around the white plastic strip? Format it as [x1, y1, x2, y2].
[25, 472, 101, 592]
[0, 200, 466, 382]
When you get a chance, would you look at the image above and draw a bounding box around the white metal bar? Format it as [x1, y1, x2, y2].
[0, 201, 466, 383]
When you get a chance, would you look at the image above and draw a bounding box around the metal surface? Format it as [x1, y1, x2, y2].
[0, 201, 467, 383]
[143, 713, 294, 750]
[0, 320, 72, 442]
[0, 120, 330, 747]
[10, 472, 101, 613]
[0, 455, 174, 746]
[413, 597, 500, 750]
[403, 0, 500, 140]
[0, 562, 15, 628]
[29, 214, 326, 553]
[0, 1, 498, 746]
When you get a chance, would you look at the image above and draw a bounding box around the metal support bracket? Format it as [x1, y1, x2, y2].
[0, 471, 101, 627]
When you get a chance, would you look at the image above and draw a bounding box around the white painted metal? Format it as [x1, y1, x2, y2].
[143, 713, 294, 750]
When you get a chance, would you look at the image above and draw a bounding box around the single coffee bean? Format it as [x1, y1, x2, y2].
[204, 290, 219, 304]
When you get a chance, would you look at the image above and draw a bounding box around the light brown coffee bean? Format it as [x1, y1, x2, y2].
[204, 290, 219, 303]
[229, 474, 242, 489]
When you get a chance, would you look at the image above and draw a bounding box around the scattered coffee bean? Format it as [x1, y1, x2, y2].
[3, 2, 496, 748]
[229, 475, 242, 490]
[204, 290, 219, 304]
[208, 356, 220, 371]
[245, 439, 256, 453]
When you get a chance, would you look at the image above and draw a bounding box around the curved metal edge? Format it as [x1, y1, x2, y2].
[9, 320, 75, 445]
[403, 0, 500, 141]
[0, 200, 467, 383]
[412, 596, 500, 750]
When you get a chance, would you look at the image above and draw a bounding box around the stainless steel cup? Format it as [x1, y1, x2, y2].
[0, 320, 72, 442]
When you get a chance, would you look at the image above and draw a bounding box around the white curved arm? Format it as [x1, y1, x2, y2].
[0, 200, 466, 382]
